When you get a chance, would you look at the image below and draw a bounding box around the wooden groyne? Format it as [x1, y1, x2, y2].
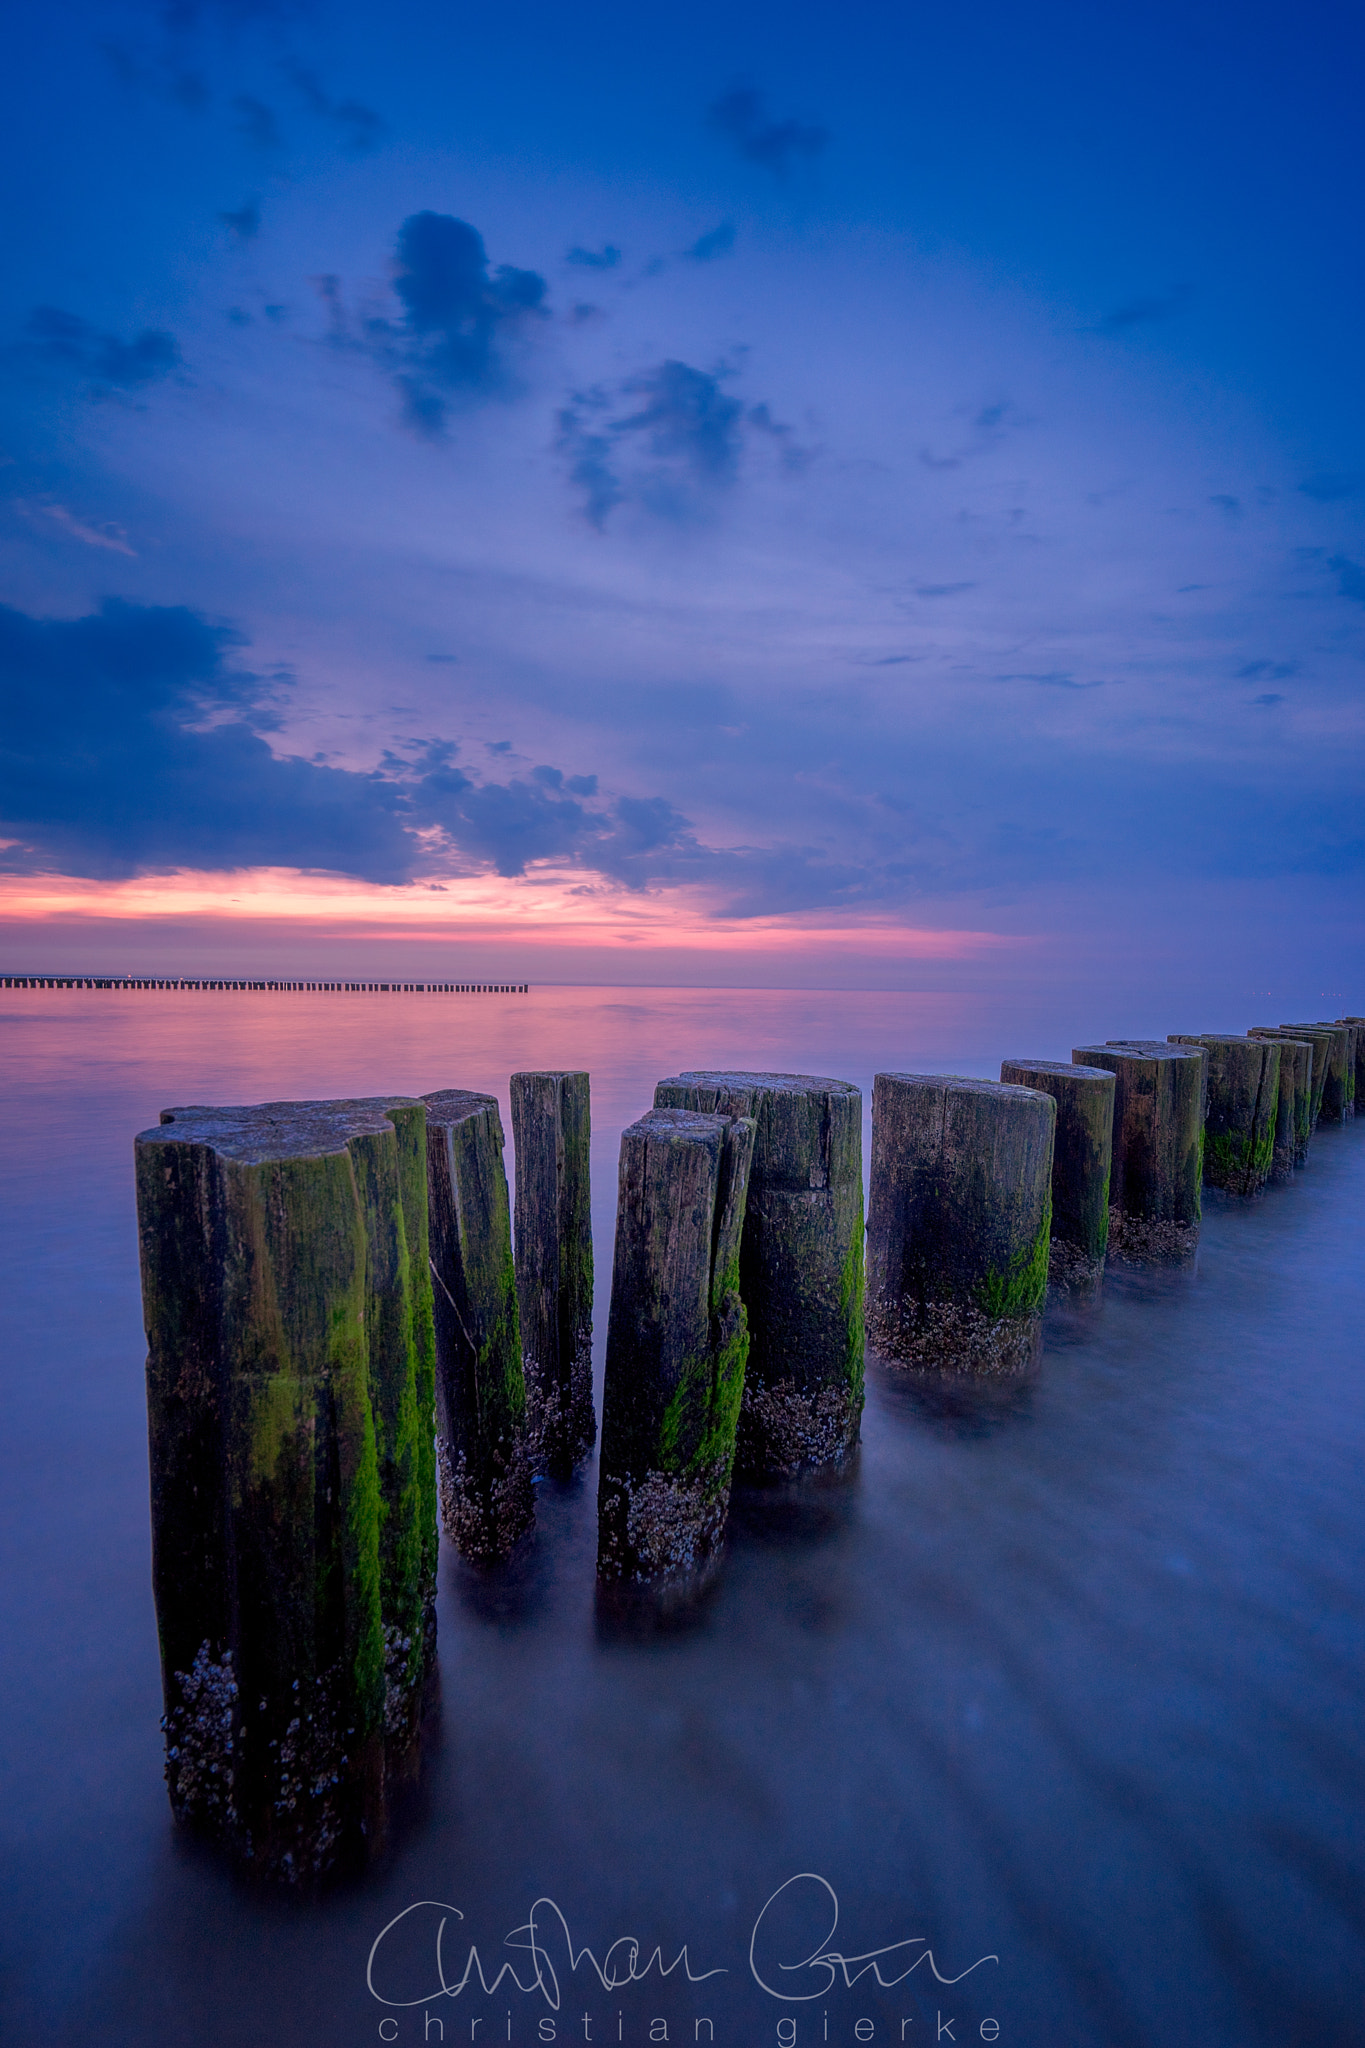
[5, 974, 530, 992]
[132, 1009, 1361, 1868]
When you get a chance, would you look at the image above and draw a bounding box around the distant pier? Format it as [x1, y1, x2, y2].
[2, 975, 530, 992]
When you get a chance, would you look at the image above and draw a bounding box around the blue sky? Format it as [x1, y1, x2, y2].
[2, 0, 1363, 982]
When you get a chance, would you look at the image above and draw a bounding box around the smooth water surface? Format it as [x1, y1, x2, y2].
[1, 986, 1362, 2048]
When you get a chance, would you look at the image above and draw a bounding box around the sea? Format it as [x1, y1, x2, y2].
[1, 984, 1362, 2048]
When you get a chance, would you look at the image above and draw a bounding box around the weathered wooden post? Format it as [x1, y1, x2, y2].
[1168, 1035, 1280, 1195]
[135, 1097, 438, 1885]
[423, 1090, 533, 1562]
[1250, 1027, 1326, 1137]
[1071, 1043, 1204, 1260]
[652, 1071, 864, 1478]
[597, 1107, 755, 1587]
[1309, 1019, 1358, 1122]
[1283, 1023, 1351, 1122]
[511, 1071, 595, 1476]
[866, 1075, 1054, 1373]
[1342, 1015, 1358, 1114]
[1248, 1033, 1309, 1178]
[999, 1060, 1114, 1298]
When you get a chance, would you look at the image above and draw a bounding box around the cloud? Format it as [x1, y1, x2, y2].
[685, 222, 735, 262]
[1209, 493, 1241, 518]
[1097, 285, 1191, 331]
[18, 502, 137, 555]
[282, 61, 385, 151]
[1253, 693, 1285, 706]
[558, 360, 750, 526]
[18, 306, 181, 394]
[567, 244, 621, 269]
[997, 669, 1107, 689]
[1236, 661, 1295, 680]
[0, 598, 413, 882]
[916, 582, 975, 598]
[1328, 555, 1365, 603]
[232, 93, 281, 147]
[220, 197, 261, 242]
[360, 212, 549, 436]
[707, 84, 828, 177]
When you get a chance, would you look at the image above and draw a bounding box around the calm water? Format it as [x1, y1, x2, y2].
[1, 986, 1362, 2048]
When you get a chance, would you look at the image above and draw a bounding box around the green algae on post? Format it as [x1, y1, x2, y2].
[1071, 1044, 1204, 1263]
[423, 1090, 533, 1563]
[1168, 1035, 1281, 1196]
[999, 1060, 1115, 1300]
[866, 1074, 1055, 1374]
[511, 1071, 595, 1476]
[136, 1097, 439, 1887]
[597, 1106, 755, 1589]
[652, 1071, 864, 1480]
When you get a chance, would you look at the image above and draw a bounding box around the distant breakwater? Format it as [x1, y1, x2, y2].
[3, 974, 530, 993]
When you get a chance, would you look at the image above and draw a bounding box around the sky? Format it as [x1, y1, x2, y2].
[2, 0, 1364, 988]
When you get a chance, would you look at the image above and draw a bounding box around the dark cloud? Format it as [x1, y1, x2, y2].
[101, 40, 210, 111]
[232, 93, 281, 147]
[707, 84, 828, 177]
[567, 244, 621, 269]
[1237, 661, 1295, 680]
[1329, 555, 1365, 603]
[0, 599, 413, 882]
[1253, 693, 1285, 706]
[19, 307, 181, 394]
[1097, 285, 1191, 331]
[685, 222, 735, 262]
[359, 213, 549, 436]
[916, 582, 975, 598]
[220, 197, 261, 242]
[558, 361, 748, 527]
[281, 61, 385, 151]
[1209, 493, 1241, 518]
[0, 599, 707, 890]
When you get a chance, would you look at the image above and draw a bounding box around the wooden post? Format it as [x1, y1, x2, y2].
[1168, 1035, 1281, 1195]
[999, 1060, 1114, 1297]
[652, 1071, 863, 1479]
[866, 1075, 1055, 1373]
[423, 1090, 532, 1562]
[1071, 1044, 1204, 1261]
[1247, 1032, 1316, 1164]
[1283, 1023, 1351, 1122]
[510, 1071, 595, 1475]
[1336, 1019, 1365, 1118]
[597, 1108, 755, 1586]
[135, 1097, 438, 1885]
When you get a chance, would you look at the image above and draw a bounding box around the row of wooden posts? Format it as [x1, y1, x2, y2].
[3, 973, 529, 993]
[134, 1017, 1362, 1883]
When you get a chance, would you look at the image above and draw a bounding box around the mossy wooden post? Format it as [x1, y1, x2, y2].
[136, 1097, 438, 1886]
[1168, 1036, 1280, 1195]
[999, 1061, 1114, 1298]
[1251, 1027, 1329, 1136]
[423, 1090, 532, 1562]
[1305, 1022, 1355, 1121]
[651, 1071, 863, 1479]
[866, 1076, 1055, 1373]
[597, 1107, 755, 1587]
[1071, 1044, 1203, 1261]
[1248, 1032, 1315, 1165]
[1336, 1018, 1365, 1116]
[510, 1071, 595, 1476]
[1283, 1023, 1350, 1123]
